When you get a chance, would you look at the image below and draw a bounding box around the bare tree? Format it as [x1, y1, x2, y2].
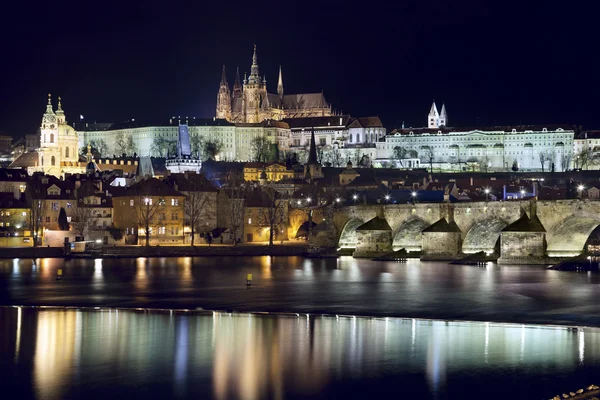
[203, 140, 223, 160]
[125, 135, 137, 155]
[115, 132, 127, 156]
[184, 190, 211, 246]
[72, 202, 93, 239]
[224, 183, 246, 245]
[422, 146, 434, 172]
[151, 135, 176, 157]
[539, 150, 549, 172]
[257, 186, 287, 246]
[576, 148, 592, 170]
[330, 147, 343, 167]
[250, 136, 272, 162]
[393, 146, 408, 167]
[131, 187, 164, 247]
[561, 151, 573, 171]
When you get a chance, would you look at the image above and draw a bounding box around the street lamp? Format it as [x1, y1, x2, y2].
[484, 188, 490, 203]
[384, 194, 390, 202]
[520, 190, 525, 199]
[306, 197, 312, 203]
[411, 191, 417, 205]
[578, 184, 585, 199]
[335, 197, 341, 203]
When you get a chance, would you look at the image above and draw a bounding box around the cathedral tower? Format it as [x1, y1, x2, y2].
[216, 65, 232, 120]
[439, 103, 448, 127]
[243, 45, 267, 123]
[277, 66, 284, 99]
[428, 101, 440, 128]
[232, 66, 243, 99]
[39, 94, 61, 172]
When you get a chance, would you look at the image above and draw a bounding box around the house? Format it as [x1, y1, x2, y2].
[111, 178, 185, 245]
[0, 193, 32, 247]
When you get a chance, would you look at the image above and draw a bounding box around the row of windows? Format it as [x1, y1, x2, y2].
[128, 198, 180, 206]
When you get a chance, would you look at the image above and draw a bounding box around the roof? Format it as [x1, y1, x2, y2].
[348, 117, 384, 129]
[283, 115, 352, 129]
[76, 118, 234, 132]
[390, 124, 575, 135]
[9, 151, 39, 168]
[422, 218, 461, 233]
[282, 93, 329, 110]
[115, 178, 185, 198]
[0, 193, 27, 208]
[0, 168, 29, 181]
[356, 216, 392, 231]
[163, 173, 218, 193]
[502, 213, 546, 232]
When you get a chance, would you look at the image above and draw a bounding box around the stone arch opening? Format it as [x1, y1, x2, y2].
[51, 156, 55, 166]
[393, 218, 430, 252]
[338, 218, 364, 249]
[547, 216, 600, 257]
[462, 217, 508, 254]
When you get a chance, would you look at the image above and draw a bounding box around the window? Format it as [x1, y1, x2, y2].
[171, 212, 178, 220]
[158, 198, 165, 206]
[158, 226, 166, 235]
[319, 138, 326, 146]
[65, 147, 69, 157]
[50, 133, 54, 143]
[171, 198, 179, 206]
[22, 212, 26, 216]
[5, 222, 8, 227]
[5, 212, 9, 216]
[248, 217, 252, 225]
[45, 216, 51, 223]
[67, 217, 72, 223]
[51, 202, 59, 211]
[144, 198, 153, 206]
[66, 202, 72, 208]
[130, 199, 134, 206]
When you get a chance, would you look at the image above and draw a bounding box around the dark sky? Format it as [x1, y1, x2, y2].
[0, 0, 597, 137]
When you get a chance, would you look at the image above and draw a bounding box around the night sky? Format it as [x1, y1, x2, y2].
[0, 0, 596, 137]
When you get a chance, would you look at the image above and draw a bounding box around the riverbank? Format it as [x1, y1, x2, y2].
[0, 243, 309, 259]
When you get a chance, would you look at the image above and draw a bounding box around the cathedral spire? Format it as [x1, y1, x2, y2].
[232, 66, 242, 98]
[220, 65, 228, 85]
[428, 100, 440, 128]
[248, 44, 261, 84]
[308, 127, 318, 164]
[277, 65, 284, 98]
[439, 103, 448, 127]
[55, 95, 65, 123]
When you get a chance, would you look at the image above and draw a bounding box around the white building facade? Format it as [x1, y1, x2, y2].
[377, 126, 575, 172]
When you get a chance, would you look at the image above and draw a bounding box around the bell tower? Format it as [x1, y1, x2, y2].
[243, 45, 267, 123]
[39, 94, 61, 171]
[216, 65, 232, 121]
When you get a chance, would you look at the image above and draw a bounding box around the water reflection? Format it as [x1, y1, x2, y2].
[2, 307, 600, 399]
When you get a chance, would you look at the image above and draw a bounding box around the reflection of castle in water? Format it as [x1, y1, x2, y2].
[4, 308, 600, 398]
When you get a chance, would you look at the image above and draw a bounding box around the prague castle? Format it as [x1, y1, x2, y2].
[216, 45, 333, 123]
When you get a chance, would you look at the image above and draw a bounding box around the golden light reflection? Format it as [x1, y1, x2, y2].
[261, 256, 272, 280]
[93, 258, 103, 285]
[181, 257, 192, 283]
[34, 310, 78, 400]
[135, 257, 149, 290]
[14, 306, 22, 362]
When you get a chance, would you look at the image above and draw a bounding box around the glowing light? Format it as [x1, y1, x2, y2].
[384, 195, 390, 200]
[352, 194, 358, 200]
[484, 188, 490, 194]
[578, 185, 585, 191]
[306, 197, 311, 203]
[411, 191, 417, 197]
[335, 198, 341, 203]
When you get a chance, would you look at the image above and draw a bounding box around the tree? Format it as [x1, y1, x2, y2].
[224, 182, 247, 245]
[393, 146, 408, 167]
[72, 202, 93, 238]
[58, 207, 69, 230]
[250, 136, 272, 162]
[561, 151, 573, 172]
[115, 132, 127, 156]
[107, 225, 124, 242]
[512, 159, 519, 172]
[257, 186, 287, 247]
[539, 150, 550, 172]
[328, 147, 343, 167]
[184, 188, 212, 246]
[151, 135, 176, 157]
[203, 140, 223, 160]
[576, 148, 592, 170]
[80, 139, 108, 159]
[358, 154, 372, 168]
[130, 183, 165, 247]
[125, 135, 137, 155]
[190, 134, 203, 158]
[422, 146, 434, 172]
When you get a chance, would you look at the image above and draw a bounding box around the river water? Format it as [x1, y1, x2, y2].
[1, 256, 600, 326]
[2, 256, 600, 399]
[1, 307, 599, 399]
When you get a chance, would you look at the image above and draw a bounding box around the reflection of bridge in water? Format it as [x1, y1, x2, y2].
[324, 200, 600, 263]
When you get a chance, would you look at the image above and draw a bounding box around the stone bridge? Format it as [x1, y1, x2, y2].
[325, 199, 600, 262]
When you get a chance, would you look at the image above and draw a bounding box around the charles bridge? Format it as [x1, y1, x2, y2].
[292, 199, 600, 264]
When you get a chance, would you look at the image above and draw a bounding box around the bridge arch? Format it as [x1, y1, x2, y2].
[462, 217, 508, 254]
[393, 217, 430, 252]
[546, 216, 600, 257]
[338, 218, 365, 249]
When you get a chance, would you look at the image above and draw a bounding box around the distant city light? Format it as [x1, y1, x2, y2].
[306, 197, 312, 203]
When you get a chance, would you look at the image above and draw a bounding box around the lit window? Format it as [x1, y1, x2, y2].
[130, 199, 134, 206]
[158, 226, 166, 235]
[248, 218, 252, 225]
[6, 212, 9, 216]
[171, 198, 178, 206]
[51, 202, 59, 211]
[66, 202, 72, 208]
[22, 212, 26, 216]
[67, 217, 72, 222]
[144, 198, 153, 206]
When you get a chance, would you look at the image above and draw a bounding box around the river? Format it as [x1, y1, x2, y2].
[1, 256, 600, 326]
